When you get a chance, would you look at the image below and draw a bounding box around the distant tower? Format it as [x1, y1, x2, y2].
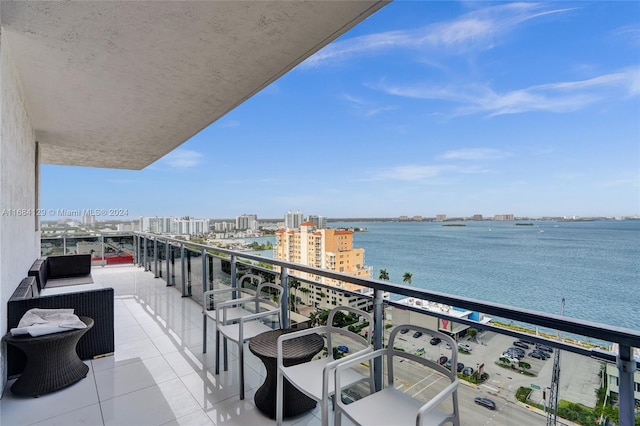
[307, 214, 327, 229]
[284, 210, 303, 229]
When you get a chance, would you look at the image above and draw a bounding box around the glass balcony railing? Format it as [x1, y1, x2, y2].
[40, 232, 640, 425]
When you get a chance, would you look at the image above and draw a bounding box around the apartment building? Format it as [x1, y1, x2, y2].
[275, 222, 373, 310]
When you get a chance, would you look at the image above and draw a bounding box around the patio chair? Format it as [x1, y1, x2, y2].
[334, 324, 460, 426]
[276, 306, 374, 426]
[202, 273, 263, 371]
[215, 281, 283, 400]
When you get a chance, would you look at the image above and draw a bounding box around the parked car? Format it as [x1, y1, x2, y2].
[337, 345, 349, 353]
[513, 340, 530, 349]
[529, 350, 546, 360]
[536, 343, 554, 352]
[458, 343, 472, 352]
[444, 359, 452, 369]
[508, 346, 525, 355]
[500, 352, 521, 362]
[430, 337, 441, 345]
[415, 348, 425, 357]
[456, 362, 465, 372]
[399, 328, 410, 334]
[444, 343, 451, 350]
[474, 397, 497, 410]
[438, 356, 448, 365]
[503, 350, 523, 359]
[462, 366, 474, 376]
[520, 338, 535, 345]
[412, 331, 423, 338]
[530, 349, 550, 359]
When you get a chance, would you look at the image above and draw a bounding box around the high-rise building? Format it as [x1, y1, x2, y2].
[306, 215, 327, 229]
[275, 222, 373, 310]
[139, 216, 209, 235]
[284, 210, 304, 229]
[436, 214, 447, 222]
[236, 214, 258, 230]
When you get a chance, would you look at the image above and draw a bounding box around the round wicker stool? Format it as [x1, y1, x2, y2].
[249, 328, 324, 419]
[3, 316, 93, 397]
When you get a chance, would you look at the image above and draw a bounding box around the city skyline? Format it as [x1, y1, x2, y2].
[41, 2, 640, 219]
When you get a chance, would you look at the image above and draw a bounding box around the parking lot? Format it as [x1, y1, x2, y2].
[388, 327, 601, 408]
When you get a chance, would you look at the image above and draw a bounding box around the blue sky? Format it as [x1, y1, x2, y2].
[42, 1, 640, 220]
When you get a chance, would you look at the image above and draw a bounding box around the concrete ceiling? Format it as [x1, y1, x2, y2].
[1, 1, 388, 169]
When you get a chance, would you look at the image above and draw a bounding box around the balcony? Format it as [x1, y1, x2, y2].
[2, 233, 638, 426]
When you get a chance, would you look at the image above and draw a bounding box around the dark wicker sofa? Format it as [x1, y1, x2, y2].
[6, 274, 114, 377]
[28, 254, 93, 291]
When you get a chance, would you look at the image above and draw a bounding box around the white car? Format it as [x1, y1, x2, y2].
[458, 343, 472, 352]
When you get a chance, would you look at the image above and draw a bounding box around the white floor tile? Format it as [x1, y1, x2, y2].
[95, 355, 178, 401]
[0, 363, 98, 426]
[29, 403, 104, 426]
[101, 378, 200, 426]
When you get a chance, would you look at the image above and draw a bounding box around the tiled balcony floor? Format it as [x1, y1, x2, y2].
[1, 265, 326, 426]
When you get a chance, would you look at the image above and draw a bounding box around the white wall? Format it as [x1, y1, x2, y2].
[0, 31, 39, 394]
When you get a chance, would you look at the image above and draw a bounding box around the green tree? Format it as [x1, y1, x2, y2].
[379, 269, 390, 280]
[402, 272, 412, 284]
[467, 328, 478, 341]
[289, 279, 300, 313]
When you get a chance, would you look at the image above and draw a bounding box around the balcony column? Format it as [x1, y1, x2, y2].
[617, 344, 635, 426]
[154, 238, 159, 278]
[373, 289, 384, 391]
[280, 267, 289, 329]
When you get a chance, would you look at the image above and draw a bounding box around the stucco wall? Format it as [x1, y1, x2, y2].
[0, 31, 39, 393]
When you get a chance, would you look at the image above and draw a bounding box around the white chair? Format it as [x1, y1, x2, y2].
[202, 274, 264, 373]
[215, 281, 283, 400]
[334, 325, 460, 426]
[276, 306, 374, 426]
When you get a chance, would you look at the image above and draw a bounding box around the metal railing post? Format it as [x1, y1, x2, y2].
[373, 289, 384, 391]
[154, 238, 159, 278]
[208, 255, 214, 284]
[230, 255, 237, 298]
[143, 237, 148, 272]
[165, 241, 171, 285]
[280, 267, 289, 329]
[63, 236, 67, 255]
[186, 249, 192, 296]
[618, 344, 635, 426]
[170, 244, 176, 286]
[181, 244, 188, 297]
[101, 235, 105, 267]
[202, 249, 208, 292]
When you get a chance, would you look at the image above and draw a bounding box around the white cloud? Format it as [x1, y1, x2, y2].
[160, 149, 203, 169]
[376, 67, 639, 117]
[341, 93, 398, 117]
[301, 2, 574, 67]
[439, 148, 512, 161]
[373, 164, 490, 182]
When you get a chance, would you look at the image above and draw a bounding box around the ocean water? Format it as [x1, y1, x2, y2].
[247, 220, 640, 331]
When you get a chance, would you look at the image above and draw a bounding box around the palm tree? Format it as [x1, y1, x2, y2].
[402, 272, 412, 285]
[289, 278, 300, 312]
[379, 269, 389, 280]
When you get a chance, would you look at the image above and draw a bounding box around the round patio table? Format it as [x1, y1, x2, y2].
[249, 328, 324, 419]
[3, 316, 93, 397]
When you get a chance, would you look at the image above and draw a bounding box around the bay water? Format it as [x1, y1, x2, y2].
[247, 220, 640, 332]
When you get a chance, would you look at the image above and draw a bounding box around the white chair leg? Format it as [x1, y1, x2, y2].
[276, 369, 284, 426]
[215, 329, 220, 374]
[238, 341, 245, 400]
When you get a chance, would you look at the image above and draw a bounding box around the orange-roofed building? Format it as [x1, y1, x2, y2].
[274, 222, 373, 310]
